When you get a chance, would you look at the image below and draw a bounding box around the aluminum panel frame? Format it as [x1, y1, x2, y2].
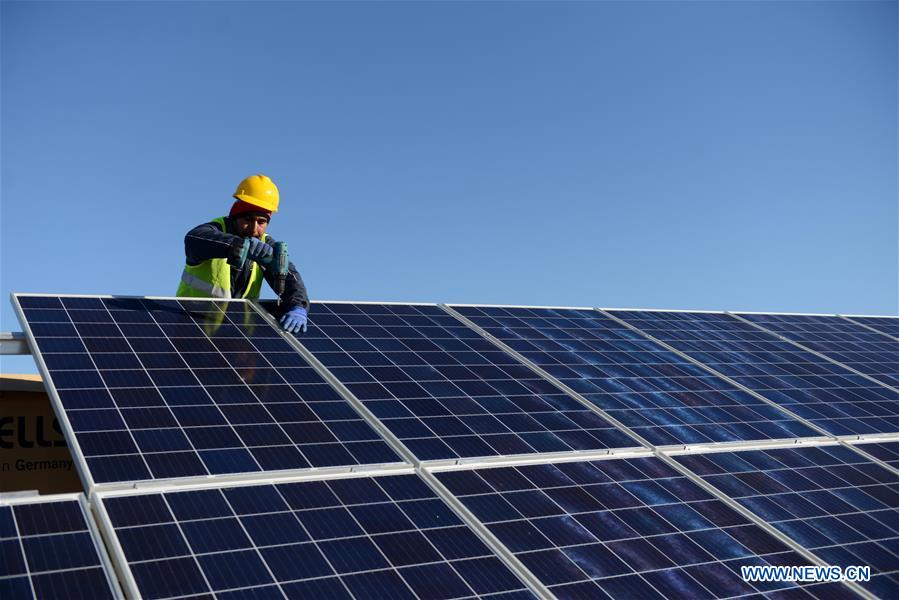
[0, 492, 125, 599]
[440, 304, 652, 451]
[262, 299, 649, 469]
[599, 308, 843, 443]
[729, 312, 899, 395]
[840, 315, 899, 342]
[248, 298, 419, 468]
[93, 466, 548, 600]
[656, 447, 875, 600]
[11, 293, 414, 495]
[12, 293, 109, 493]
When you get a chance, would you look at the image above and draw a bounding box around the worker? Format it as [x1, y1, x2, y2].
[177, 174, 309, 333]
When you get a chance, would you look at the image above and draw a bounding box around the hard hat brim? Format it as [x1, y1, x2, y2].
[233, 193, 279, 213]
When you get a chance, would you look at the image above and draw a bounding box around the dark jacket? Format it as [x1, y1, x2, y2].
[184, 218, 309, 311]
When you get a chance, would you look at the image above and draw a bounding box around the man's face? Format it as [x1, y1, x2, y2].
[234, 213, 270, 239]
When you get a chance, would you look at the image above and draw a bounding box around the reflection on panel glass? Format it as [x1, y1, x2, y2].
[846, 317, 899, 339]
[610, 310, 899, 437]
[677, 445, 899, 597]
[437, 456, 849, 598]
[16, 295, 401, 485]
[101, 474, 536, 599]
[848, 441, 899, 473]
[268, 302, 638, 461]
[741, 313, 899, 388]
[453, 306, 819, 446]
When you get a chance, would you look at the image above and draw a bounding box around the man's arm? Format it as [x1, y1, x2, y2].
[260, 234, 309, 310]
[279, 261, 309, 310]
[184, 221, 244, 266]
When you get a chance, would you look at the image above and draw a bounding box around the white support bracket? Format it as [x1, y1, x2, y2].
[0, 332, 30, 355]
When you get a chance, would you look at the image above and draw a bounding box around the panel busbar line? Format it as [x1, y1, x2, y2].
[0, 494, 121, 599]
[262, 301, 640, 463]
[736, 313, 899, 390]
[12, 294, 405, 489]
[608, 310, 899, 438]
[433, 456, 853, 599]
[449, 305, 821, 447]
[95, 472, 540, 600]
[674, 445, 899, 598]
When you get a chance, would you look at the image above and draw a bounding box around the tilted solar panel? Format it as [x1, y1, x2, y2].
[845, 316, 899, 339]
[609, 310, 899, 437]
[13, 295, 404, 487]
[96, 473, 538, 599]
[738, 313, 899, 388]
[434, 456, 852, 599]
[450, 306, 821, 447]
[675, 444, 899, 597]
[0, 495, 120, 599]
[847, 441, 899, 472]
[266, 302, 640, 462]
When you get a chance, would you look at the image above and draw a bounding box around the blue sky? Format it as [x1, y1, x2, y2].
[1, 1, 896, 373]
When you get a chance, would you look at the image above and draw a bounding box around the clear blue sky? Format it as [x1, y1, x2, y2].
[2, 1, 896, 374]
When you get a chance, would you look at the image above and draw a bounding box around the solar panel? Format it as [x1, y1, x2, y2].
[738, 313, 899, 388]
[675, 444, 899, 597]
[434, 456, 850, 598]
[450, 306, 821, 447]
[0, 495, 120, 598]
[849, 441, 899, 471]
[609, 310, 899, 437]
[266, 302, 639, 462]
[13, 295, 404, 487]
[97, 473, 538, 599]
[845, 316, 899, 339]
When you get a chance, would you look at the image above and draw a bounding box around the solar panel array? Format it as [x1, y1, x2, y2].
[0, 496, 118, 599]
[451, 306, 821, 447]
[11, 295, 899, 599]
[846, 316, 899, 339]
[739, 313, 899, 388]
[852, 441, 899, 471]
[98, 473, 536, 599]
[609, 310, 899, 437]
[14, 295, 403, 486]
[287, 302, 638, 461]
[434, 456, 848, 599]
[675, 445, 899, 597]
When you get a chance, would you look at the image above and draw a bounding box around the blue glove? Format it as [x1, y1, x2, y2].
[246, 238, 274, 263]
[280, 307, 308, 334]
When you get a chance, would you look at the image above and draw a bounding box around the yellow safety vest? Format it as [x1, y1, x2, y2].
[176, 217, 268, 299]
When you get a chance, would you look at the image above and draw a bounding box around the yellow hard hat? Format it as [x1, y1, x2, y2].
[233, 174, 280, 213]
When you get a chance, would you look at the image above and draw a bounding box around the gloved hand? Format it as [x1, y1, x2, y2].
[246, 238, 274, 263]
[280, 307, 308, 334]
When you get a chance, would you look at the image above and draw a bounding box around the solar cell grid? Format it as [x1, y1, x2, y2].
[675, 444, 899, 597]
[846, 317, 899, 339]
[14, 295, 402, 486]
[609, 310, 899, 438]
[435, 456, 850, 599]
[738, 313, 899, 388]
[99, 473, 537, 599]
[274, 302, 638, 462]
[0, 497, 118, 599]
[451, 306, 821, 447]
[849, 441, 899, 472]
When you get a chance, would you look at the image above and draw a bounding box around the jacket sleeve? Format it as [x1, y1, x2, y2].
[184, 221, 244, 267]
[262, 234, 310, 311]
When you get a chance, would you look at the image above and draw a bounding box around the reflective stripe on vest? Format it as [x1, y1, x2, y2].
[179, 271, 230, 299]
[176, 217, 268, 299]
